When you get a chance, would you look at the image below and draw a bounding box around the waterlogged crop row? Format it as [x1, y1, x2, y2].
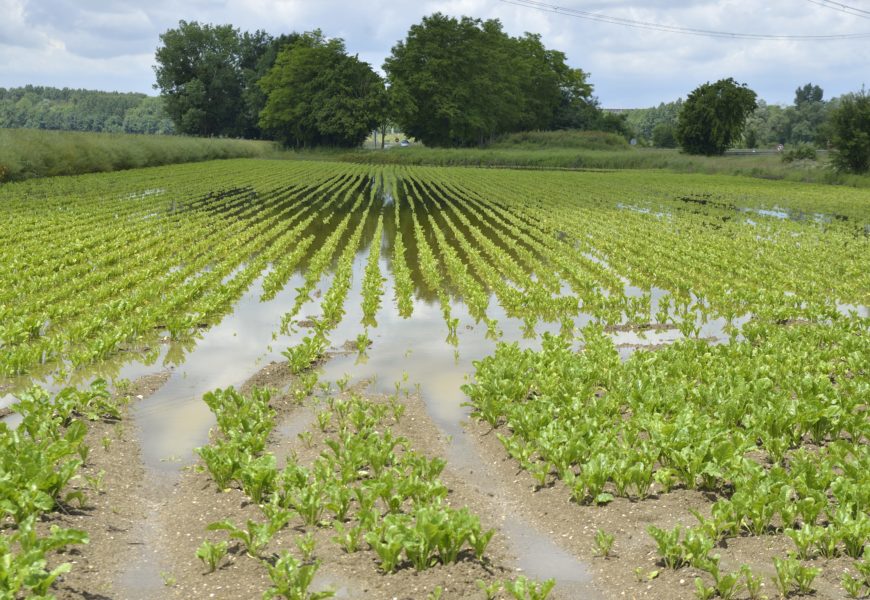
[6, 158, 867, 391]
[465, 315, 870, 598]
[194, 383, 494, 596]
[436, 167, 869, 327]
[0, 161, 375, 377]
[0, 380, 126, 598]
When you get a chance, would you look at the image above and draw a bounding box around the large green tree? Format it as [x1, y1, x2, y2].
[154, 21, 287, 138]
[676, 78, 757, 155]
[829, 88, 870, 173]
[258, 32, 385, 148]
[384, 13, 596, 147]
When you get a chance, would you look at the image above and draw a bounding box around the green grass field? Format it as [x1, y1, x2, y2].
[0, 128, 276, 181]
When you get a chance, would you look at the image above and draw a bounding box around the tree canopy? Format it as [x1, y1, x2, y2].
[676, 78, 758, 155]
[384, 13, 598, 147]
[258, 32, 385, 148]
[0, 86, 173, 134]
[829, 88, 870, 173]
[154, 21, 293, 138]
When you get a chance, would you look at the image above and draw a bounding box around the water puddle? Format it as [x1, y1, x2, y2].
[133, 269, 311, 472]
[4, 174, 821, 599]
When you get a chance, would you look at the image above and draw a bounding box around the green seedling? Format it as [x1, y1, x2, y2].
[84, 469, 106, 494]
[503, 575, 556, 600]
[196, 539, 229, 573]
[207, 518, 282, 558]
[295, 532, 316, 561]
[477, 579, 502, 600]
[263, 553, 334, 600]
[594, 529, 615, 558]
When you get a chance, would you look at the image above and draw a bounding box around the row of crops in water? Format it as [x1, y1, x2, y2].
[1, 158, 868, 599]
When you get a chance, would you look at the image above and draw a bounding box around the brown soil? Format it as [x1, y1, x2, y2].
[49, 371, 171, 600]
[41, 359, 855, 600]
[463, 418, 857, 599]
[150, 362, 517, 600]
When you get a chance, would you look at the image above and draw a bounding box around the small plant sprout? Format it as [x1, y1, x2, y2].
[594, 529, 615, 558]
[694, 578, 716, 600]
[297, 430, 314, 448]
[196, 539, 229, 573]
[841, 572, 865, 598]
[503, 576, 556, 600]
[101, 435, 112, 451]
[477, 579, 501, 600]
[84, 469, 106, 493]
[295, 532, 316, 561]
[263, 552, 334, 600]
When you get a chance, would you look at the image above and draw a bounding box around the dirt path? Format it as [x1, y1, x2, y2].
[48, 356, 854, 600]
[51, 371, 170, 600]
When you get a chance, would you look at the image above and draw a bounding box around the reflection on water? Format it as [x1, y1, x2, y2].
[6, 171, 864, 599]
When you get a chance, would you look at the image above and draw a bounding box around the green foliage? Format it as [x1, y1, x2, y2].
[652, 123, 678, 148]
[781, 144, 817, 163]
[490, 130, 629, 151]
[830, 88, 870, 173]
[154, 21, 291, 138]
[207, 518, 284, 559]
[593, 529, 615, 558]
[503, 576, 556, 600]
[259, 32, 384, 148]
[0, 128, 271, 181]
[384, 13, 596, 146]
[0, 85, 173, 134]
[677, 78, 758, 155]
[624, 99, 683, 141]
[196, 539, 229, 573]
[263, 553, 333, 600]
[0, 519, 88, 598]
[772, 554, 821, 597]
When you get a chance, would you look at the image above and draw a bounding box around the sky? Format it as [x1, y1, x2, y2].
[1, 0, 868, 108]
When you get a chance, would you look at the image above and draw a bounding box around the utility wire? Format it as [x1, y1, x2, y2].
[499, 0, 870, 39]
[805, 0, 870, 19]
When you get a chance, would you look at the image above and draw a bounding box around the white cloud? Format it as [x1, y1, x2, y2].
[2, 0, 868, 106]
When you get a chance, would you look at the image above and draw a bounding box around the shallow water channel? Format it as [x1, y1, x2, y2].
[4, 186, 747, 599]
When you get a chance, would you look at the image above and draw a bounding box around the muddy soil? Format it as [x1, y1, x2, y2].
[464, 418, 857, 600]
[46, 371, 171, 600]
[41, 358, 855, 600]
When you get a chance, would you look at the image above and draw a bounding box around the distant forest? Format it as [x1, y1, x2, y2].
[0, 86, 174, 134]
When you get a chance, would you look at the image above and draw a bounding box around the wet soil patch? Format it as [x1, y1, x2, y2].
[43, 371, 171, 600]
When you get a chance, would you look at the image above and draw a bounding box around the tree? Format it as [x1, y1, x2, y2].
[676, 78, 757, 155]
[795, 83, 823, 106]
[625, 99, 683, 141]
[258, 32, 385, 148]
[154, 21, 284, 138]
[384, 13, 597, 147]
[651, 122, 678, 148]
[829, 88, 870, 173]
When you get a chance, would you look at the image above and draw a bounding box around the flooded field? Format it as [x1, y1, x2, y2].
[1, 159, 868, 599]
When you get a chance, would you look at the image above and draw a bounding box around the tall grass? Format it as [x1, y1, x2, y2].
[488, 129, 630, 150]
[0, 129, 276, 181]
[327, 146, 870, 188]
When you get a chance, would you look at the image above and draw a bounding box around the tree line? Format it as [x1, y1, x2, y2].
[152, 15, 629, 149]
[627, 79, 868, 172]
[0, 86, 174, 134]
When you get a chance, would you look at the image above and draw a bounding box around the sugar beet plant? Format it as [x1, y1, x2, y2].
[465, 314, 869, 596]
[194, 383, 494, 595]
[0, 380, 126, 598]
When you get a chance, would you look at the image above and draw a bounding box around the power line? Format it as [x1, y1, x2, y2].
[805, 0, 870, 19]
[499, 0, 870, 40]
